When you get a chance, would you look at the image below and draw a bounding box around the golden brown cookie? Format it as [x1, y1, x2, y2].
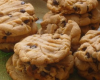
[0, 0, 38, 51]
[81, 23, 99, 36]
[40, 14, 81, 46]
[43, 9, 100, 27]
[25, 55, 74, 80]
[47, 0, 98, 14]
[6, 56, 35, 80]
[0, 0, 38, 37]
[11, 53, 74, 80]
[14, 34, 71, 65]
[75, 57, 100, 80]
[0, 43, 14, 52]
[0, 22, 38, 43]
[74, 30, 100, 62]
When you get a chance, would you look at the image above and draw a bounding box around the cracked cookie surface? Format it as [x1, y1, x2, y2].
[39, 14, 81, 46]
[14, 34, 71, 65]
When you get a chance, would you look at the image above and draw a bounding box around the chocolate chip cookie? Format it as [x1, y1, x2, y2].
[47, 0, 98, 14]
[81, 23, 99, 36]
[43, 8, 100, 27]
[40, 14, 81, 46]
[6, 56, 35, 80]
[11, 53, 74, 80]
[75, 57, 100, 80]
[0, 0, 38, 51]
[74, 30, 100, 80]
[14, 34, 71, 65]
[26, 55, 74, 80]
[0, 0, 38, 36]
[0, 43, 14, 52]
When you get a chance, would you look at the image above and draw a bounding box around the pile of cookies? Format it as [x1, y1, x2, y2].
[5, 0, 100, 80]
[39, 0, 100, 52]
[0, 0, 38, 51]
[41, 0, 100, 36]
[6, 33, 74, 80]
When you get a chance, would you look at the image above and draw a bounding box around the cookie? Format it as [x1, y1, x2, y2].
[0, 43, 14, 52]
[0, 0, 38, 37]
[6, 56, 35, 80]
[75, 57, 99, 72]
[0, 22, 38, 43]
[11, 53, 74, 80]
[79, 70, 100, 80]
[14, 34, 71, 65]
[81, 23, 99, 36]
[26, 55, 74, 80]
[40, 14, 81, 46]
[80, 30, 100, 44]
[43, 9, 100, 27]
[75, 57, 100, 80]
[47, 0, 98, 14]
[74, 30, 100, 62]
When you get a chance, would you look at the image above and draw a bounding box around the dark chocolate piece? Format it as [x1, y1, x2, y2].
[88, 67, 94, 73]
[86, 52, 90, 58]
[40, 71, 48, 77]
[5, 32, 12, 36]
[30, 45, 37, 49]
[32, 65, 37, 70]
[24, 20, 30, 24]
[2, 36, 7, 39]
[21, 1, 25, 5]
[53, 0, 59, 5]
[20, 9, 26, 13]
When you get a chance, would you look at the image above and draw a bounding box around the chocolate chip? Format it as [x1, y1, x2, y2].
[61, 34, 63, 35]
[88, 67, 94, 73]
[21, 1, 25, 5]
[82, 47, 87, 51]
[45, 66, 51, 71]
[93, 77, 96, 80]
[20, 9, 26, 13]
[62, 21, 67, 27]
[55, 77, 59, 80]
[30, 45, 37, 49]
[5, 32, 12, 36]
[40, 71, 48, 77]
[8, 14, 12, 17]
[96, 50, 100, 52]
[91, 26, 96, 30]
[73, 6, 80, 11]
[35, 79, 39, 80]
[24, 20, 30, 24]
[87, 6, 89, 11]
[54, 37, 59, 39]
[93, 58, 97, 63]
[93, 58, 98, 67]
[53, 0, 59, 5]
[88, 13, 92, 19]
[2, 36, 7, 39]
[32, 65, 37, 70]
[86, 52, 90, 58]
[63, 67, 66, 71]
